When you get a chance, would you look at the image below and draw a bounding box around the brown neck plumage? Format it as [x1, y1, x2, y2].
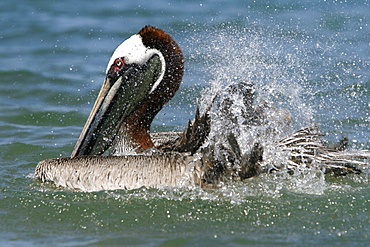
[120, 26, 184, 152]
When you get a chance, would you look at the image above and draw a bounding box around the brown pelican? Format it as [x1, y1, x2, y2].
[35, 26, 369, 192]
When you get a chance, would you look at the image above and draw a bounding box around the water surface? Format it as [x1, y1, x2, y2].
[1, 0, 369, 246]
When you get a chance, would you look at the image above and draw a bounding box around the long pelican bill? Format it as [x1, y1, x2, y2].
[71, 55, 163, 157]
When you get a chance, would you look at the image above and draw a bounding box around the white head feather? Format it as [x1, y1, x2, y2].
[105, 34, 166, 94]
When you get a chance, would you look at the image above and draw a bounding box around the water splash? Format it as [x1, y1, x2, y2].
[184, 26, 369, 194]
[187, 28, 307, 165]
[190, 27, 314, 125]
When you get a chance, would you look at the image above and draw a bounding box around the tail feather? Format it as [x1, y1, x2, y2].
[278, 126, 369, 174]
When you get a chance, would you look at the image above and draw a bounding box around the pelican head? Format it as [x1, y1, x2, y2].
[71, 26, 184, 157]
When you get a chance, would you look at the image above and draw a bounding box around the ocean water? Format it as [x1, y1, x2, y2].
[1, 0, 369, 246]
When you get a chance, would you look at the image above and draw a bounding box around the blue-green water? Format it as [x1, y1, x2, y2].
[1, 0, 369, 246]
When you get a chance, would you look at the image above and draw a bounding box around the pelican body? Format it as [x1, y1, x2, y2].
[35, 26, 369, 192]
[36, 153, 203, 191]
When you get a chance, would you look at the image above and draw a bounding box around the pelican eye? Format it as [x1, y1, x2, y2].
[115, 58, 124, 68]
